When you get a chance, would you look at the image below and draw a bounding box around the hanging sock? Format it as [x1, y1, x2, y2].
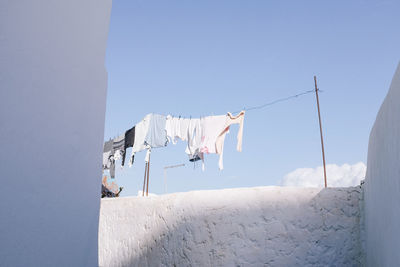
[129, 153, 135, 167]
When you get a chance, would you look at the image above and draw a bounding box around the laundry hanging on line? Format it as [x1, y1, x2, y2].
[102, 110, 246, 178]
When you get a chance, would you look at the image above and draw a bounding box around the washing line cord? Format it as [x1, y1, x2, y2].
[231, 89, 320, 114]
[107, 89, 321, 139]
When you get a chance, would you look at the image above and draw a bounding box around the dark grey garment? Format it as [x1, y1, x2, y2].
[122, 127, 135, 166]
[108, 135, 125, 178]
[113, 134, 125, 152]
[103, 139, 113, 170]
[125, 126, 135, 149]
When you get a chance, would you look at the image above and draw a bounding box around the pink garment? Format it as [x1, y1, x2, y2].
[200, 115, 227, 154]
[215, 111, 245, 170]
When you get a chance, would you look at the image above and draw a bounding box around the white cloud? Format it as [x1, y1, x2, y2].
[281, 162, 366, 187]
[137, 191, 158, 197]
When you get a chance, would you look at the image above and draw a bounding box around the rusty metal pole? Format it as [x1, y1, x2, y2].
[314, 76, 328, 188]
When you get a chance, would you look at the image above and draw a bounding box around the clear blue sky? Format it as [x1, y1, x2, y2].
[104, 0, 400, 196]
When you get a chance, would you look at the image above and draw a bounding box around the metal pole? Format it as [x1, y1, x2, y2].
[314, 76, 328, 188]
[163, 164, 185, 194]
[163, 169, 167, 194]
[142, 162, 147, 197]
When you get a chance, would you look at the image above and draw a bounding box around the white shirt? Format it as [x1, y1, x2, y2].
[166, 115, 181, 144]
[185, 118, 203, 156]
[200, 115, 227, 154]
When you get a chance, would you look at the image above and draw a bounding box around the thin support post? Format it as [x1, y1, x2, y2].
[142, 162, 148, 197]
[314, 76, 328, 188]
[163, 164, 185, 195]
[146, 152, 151, 196]
[163, 169, 167, 194]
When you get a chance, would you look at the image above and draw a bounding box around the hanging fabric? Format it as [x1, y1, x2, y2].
[144, 113, 168, 148]
[166, 115, 190, 144]
[122, 126, 135, 167]
[102, 88, 319, 179]
[185, 118, 204, 168]
[215, 110, 246, 170]
[103, 139, 115, 178]
[129, 114, 151, 167]
[112, 134, 125, 162]
[200, 115, 227, 154]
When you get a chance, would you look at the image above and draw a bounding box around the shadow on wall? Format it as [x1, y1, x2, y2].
[99, 187, 364, 267]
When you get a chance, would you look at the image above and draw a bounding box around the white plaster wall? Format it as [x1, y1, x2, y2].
[0, 1, 112, 266]
[364, 62, 400, 266]
[99, 186, 363, 267]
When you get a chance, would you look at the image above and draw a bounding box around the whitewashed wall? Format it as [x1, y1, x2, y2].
[99, 186, 363, 266]
[364, 63, 400, 266]
[0, 1, 112, 266]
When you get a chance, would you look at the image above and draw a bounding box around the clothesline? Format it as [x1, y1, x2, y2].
[109, 89, 320, 137]
[231, 89, 322, 114]
[104, 88, 321, 169]
[103, 87, 324, 196]
[165, 89, 321, 168]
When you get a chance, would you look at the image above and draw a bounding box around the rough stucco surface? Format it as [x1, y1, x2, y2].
[99, 186, 363, 266]
[364, 62, 400, 267]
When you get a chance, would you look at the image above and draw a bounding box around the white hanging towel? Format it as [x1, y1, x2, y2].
[184, 118, 205, 170]
[178, 118, 190, 141]
[185, 118, 203, 157]
[165, 116, 190, 144]
[215, 111, 245, 170]
[165, 115, 176, 144]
